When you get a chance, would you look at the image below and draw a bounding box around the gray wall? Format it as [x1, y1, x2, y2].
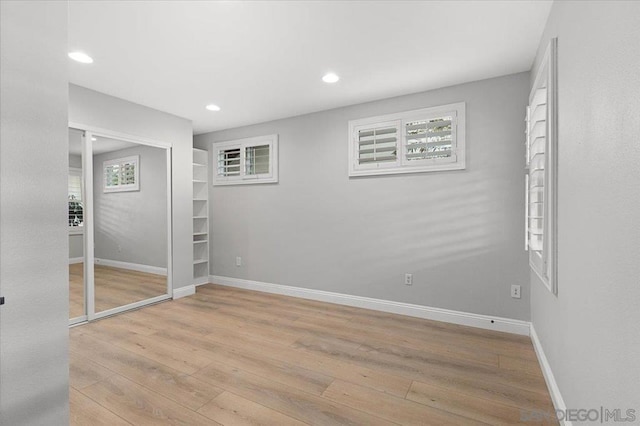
[529, 1, 640, 414]
[195, 72, 531, 320]
[93, 145, 167, 268]
[0, 1, 69, 424]
[69, 84, 193, 289]
[69, 235, 84, 259]
[69, 153, 82, 168]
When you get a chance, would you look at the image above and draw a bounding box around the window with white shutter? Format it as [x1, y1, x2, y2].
[526, 38, 558, 294]
[218, 147, 241, 178]
[69, 167, 83, 231]
[348, 103, 465, 176]
[103, 155, 140, 193]
[354, 120, 401, 171]
[213, 134, 278, 185]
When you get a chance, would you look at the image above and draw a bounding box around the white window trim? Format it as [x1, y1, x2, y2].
[526, 38, 558, 295]
[212, 134, 279, 186]
[103, 155, 140, 193]
[348, 102, 466, 177]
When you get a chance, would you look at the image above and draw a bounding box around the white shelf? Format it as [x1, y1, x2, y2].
[193, 147, 210, 284]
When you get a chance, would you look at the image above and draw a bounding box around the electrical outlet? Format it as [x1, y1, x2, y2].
[511, 285, 521, 299]
[405, 273, 413, 286]
[235, 256, 242, 267]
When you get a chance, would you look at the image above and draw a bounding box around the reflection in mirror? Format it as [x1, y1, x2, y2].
[69, 128, 85, 320]
[92, 136, 168, 313]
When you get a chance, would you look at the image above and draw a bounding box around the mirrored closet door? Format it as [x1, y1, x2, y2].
[68, 128, 87, 325]
[68, 126, 172, 324]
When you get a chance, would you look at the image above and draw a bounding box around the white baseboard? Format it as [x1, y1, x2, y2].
[194, 275, 209, 286]
[95, 258, 167, 276]
[173, 284, 195, 299]
[69, 257, 84, 264]
[208, 275, 530, 335]
[530, 324, 569, 425]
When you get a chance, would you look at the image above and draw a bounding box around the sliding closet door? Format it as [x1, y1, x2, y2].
[68, 128, 87, 324]
[91, 136, 171, 316]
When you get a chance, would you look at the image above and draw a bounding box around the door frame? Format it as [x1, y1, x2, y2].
[68, 122, 173, 324]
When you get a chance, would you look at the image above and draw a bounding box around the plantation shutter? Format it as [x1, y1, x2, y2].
[527, 86, 547, 253]
[103, 156, 139, 192]
[355, 120, 400, 167]
[217, 147, 241, 177]
[105, 164, 120, 187]
[121, 159, 137, 185]
[68, 169, 83, 227]
[404, 115, 454, 161]
[213, 135, 278, 185]
[245, 144, 270, 176]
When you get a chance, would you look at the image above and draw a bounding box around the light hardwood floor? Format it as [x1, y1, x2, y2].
[69, 263, 167, 318]
[69, 284, 558, 425]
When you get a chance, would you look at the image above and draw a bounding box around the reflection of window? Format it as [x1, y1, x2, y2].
[348, 103, 465, 177]
[69, 167, 83, 230]
[103, 156, 139, 192]
[213, 135, 278, 185]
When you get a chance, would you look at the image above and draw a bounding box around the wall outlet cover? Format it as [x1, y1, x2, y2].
[405, 273, 413, 286]
[511, 284, 521, 299]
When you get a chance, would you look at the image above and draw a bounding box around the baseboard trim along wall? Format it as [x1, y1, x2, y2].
[95, 258, 167, 276]
[193, 275, 209, 286]
[69, 257, 84, 264]
[173, 284, 195, 299]
[208, 275, 531, 335]
[530, 324, 570, 426]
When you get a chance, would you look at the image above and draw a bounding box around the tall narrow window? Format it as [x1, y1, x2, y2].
[213, 135, 278, 185]
[526, 38, 558, 294]
[349, 103, 465, 177]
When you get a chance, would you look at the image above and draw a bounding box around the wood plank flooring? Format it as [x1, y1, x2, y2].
[69, 263, 167, 318]
[69, 284, 558, 425]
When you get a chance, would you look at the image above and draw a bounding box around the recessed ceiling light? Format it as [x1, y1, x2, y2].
[68, 51, 93, 64]
[322, 73, 340, 83]
[205, 104, 221, 112]
[91, 137, 97, 142]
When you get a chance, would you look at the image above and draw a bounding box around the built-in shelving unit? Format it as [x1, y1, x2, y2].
[193, 148, 209, 285]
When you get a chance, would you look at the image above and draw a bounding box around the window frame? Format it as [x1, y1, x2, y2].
[212, 134, 279, 186]
[348, 102, 466, 177]
[103, 155, 140, 193]
[526, 38, 558, 295]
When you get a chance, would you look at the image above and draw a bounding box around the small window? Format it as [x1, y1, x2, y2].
[213, 135, 278, 185]
[526, 38, 558, 294]
[349, 103, 465, 177]
[103, 155, 139, 193]
[69, 167, 83, 232]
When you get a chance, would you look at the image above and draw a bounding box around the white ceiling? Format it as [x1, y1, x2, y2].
[68, 1, 552, 135]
